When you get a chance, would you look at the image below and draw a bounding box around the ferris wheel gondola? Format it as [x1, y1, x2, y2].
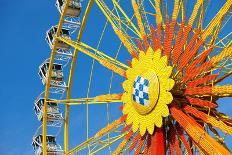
[56, 0, 81, 18]
[46, 26, 71, 50]
[32, 135, 64, 155]
[34, 98, 63, 127]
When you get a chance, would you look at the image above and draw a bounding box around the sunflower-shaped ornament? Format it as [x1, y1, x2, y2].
[122, 47, 174, 136]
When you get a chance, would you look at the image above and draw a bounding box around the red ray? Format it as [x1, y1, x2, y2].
[129, 133, 141, 151]
[156, 24, 162, 50]
[148, 127, 165, 155]
[178, 30, 202, 70]
[120, 114, 127, 122]
[186, 96, 217, 108]
[176, 124, 192, 155]
[143, 35, 149, 50]
[185, 86, 212, 95]
[172, 18, 185, 64]
[168, 124, 175, 155]
[163, 18, 170, 57]
[177, 26, 192, 64]
[125, 130, 133, 140]
[122, 124, 132, 133]
[183, 61, 213, 82]
[143, 134, 151, 155]
[151, 25, 159, 51]
[131, 50, 139, 59]
[137, 39, 144, 51]
[119, 106, 123, 111]
[187, 74, 218, 87]
[134, 137, 145, 155]
[126, 60, 132, 67]
[185, 47, 213, 74]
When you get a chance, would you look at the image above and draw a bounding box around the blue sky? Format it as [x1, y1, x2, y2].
[0, 0, 231, 154]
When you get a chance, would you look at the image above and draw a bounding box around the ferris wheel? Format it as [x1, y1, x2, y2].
[32, 0, 232, 154]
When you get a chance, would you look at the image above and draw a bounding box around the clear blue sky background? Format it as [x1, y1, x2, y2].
[0, 0, 231, 154]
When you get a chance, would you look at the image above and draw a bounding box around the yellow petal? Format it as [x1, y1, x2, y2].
[154, 62, 165, 75]
[140, 122, 147, 136]
[158, 92, 173, 105]
[147, 121, 155, 134]
[122, 102, 132, 114]
[155, 116, 162, 128]
[158, 66, 173, 78]
[159, 78, 175, 91]
[166, 79, 175, 91]
[131, 58, 139, 68]
[126, 111, 135, 125]
[153, 49, 162, 61]
[122, 80, 130, 91]
[160, 55, 168, 66]
[145, 47, 154, 59]
[161, 105, 170, 117]
[126, 68, 137, 79]
[139, 51, 146, 60]
[132, 116, 139, 133]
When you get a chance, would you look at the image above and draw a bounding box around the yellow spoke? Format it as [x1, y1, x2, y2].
[89, 134, 126, 155]
[153, 0, 163, 25]
[132, 0, 146, 37]
[211, 44, 232, 65]
[215, 32, 232, 47]
[113, 138, 129, 155]
[95, 0, 141, 38]
[188, 0, 203, 27]
[112, 0, 141, 37]
[202, 0, 232, 40]
[57, 37, 128, 77]
[172, 0, 180, 21]
[52, 94, 122, 105]
[59, 37, 128, 68]
[213, 85, 232, 97]
[67, 118, 126, 155]
[214, 71, 232, 84]
[94, 0, 139, 54]
[136, 0, 152, 36]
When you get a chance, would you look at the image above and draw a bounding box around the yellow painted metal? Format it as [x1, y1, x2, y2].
[67, 118, 124, 154]
[65, 0, 94, 153]
[90, 134, 126, 155]
[153, 0, 163, 25]
[181, 0, 185, 22]
[112, 138, 128, 155]
[94, 0, 138, 52]
[172, 0, 180, 21]
[215, 32, 232, 47]
[132, 0, 146, 37]
[188, 0, 203, 27]
[42, 0, 70, 154]
[52, 94, 122, 104]
[202, 0, 232, 40]
[57, 37, 128, 70]
[198, 0, 204, 30]
[112, 0, 141, 37]
[53, 100, 121, 105]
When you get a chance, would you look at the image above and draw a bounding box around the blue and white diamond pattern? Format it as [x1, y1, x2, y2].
[132, 76, 149, 106]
